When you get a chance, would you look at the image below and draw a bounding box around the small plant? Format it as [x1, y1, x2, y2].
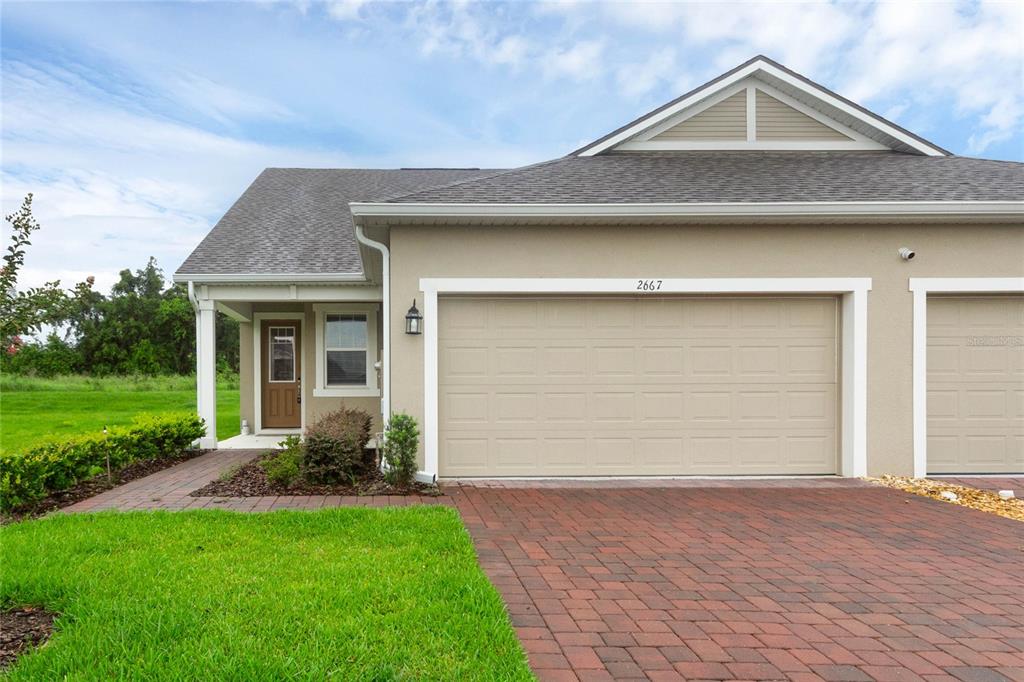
[302, 409, 372, 483]
[218, 463, 243, 482]
[260, 436, 303, 487]
[383, 413, 419, 487]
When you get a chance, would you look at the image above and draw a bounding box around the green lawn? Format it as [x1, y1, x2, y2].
[1, 509, 531, 680]
[0, 375, 239, 454]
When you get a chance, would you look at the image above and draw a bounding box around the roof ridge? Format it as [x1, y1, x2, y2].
[381, 157, 566, 203]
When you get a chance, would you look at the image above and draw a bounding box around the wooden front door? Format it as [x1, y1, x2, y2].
[261, 320, 301, 429]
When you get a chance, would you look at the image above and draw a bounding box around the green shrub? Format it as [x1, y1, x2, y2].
[301, 408, 372, 483]
[261, 436, 302, 487]
[383, 413, 419, 487]
[0, 413, 204, 512]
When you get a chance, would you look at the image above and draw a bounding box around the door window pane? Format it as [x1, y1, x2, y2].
[326, 350, 366, 385]
[269, 327, 295, 382]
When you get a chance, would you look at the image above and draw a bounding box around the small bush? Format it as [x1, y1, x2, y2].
[261, 436, 302, 487]
[0, 413, 205, 512]
[301, 408, 372, 483]
[383, 413, 419, 487]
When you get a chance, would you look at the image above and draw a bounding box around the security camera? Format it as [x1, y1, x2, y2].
[898, 247, 915, 261]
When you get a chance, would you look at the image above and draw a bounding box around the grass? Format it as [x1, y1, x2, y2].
[1, 509, 532, 680]
[0, 375, 239, 454]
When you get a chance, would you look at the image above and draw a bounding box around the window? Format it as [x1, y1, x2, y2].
[313, 304, 379, 397]
[325, 314, 367, 386]
[269, 326, 296, 382]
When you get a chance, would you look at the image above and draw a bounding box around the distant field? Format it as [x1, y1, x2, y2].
[0, 375, 239, 454]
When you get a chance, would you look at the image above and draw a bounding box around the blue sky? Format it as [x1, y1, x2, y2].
[2, 0, 1022, 292]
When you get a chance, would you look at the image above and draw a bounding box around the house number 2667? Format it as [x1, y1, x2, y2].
[636, 279, 663, 291]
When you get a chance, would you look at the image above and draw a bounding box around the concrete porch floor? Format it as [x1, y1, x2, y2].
[217, 433, 287, 450]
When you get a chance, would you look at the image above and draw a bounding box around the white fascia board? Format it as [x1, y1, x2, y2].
[578, 58, 947, 157]
[350, 201, 1024, 220]
[173, 272, 368, 284]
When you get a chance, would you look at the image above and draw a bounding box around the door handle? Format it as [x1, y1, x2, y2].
[297, 379, 301, 404]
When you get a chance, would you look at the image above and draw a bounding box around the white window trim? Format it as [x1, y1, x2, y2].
[418, 277, 871, 481]
[253, 312, 306, 436]
[313, 303, 380, 398]
[909, 278, 1024, 478]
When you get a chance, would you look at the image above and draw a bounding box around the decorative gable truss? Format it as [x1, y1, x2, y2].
[580, 57, 948, 156]
[620, 80, 885, 151]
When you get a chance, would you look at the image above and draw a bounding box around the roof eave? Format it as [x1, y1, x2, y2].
[350, 200, 1024, 225]
[171, 272, 370, 284]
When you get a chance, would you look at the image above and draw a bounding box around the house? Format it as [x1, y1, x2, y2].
[174, 56, 1024, 481]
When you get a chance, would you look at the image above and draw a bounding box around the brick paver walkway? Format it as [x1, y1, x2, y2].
[63, 449, 445, 512]
[449, 484, 1024, 682]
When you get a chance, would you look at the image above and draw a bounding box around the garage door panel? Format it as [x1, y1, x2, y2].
[440, 296, 838, 477]
[927, 296, 1024, 474]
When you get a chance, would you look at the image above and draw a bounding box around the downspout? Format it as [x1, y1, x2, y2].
[353, 225, 391, 423]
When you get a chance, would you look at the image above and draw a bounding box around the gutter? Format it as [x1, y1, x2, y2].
[353, 225, 391, 425]
[172, 272, 367, 284]
[349, 200, 1024, 221]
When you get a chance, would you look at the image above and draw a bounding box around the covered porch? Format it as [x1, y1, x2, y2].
[189, 279, 385, 449]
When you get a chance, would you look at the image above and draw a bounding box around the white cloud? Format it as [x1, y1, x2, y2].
[543, 40, 605, 81]
[325, 0, 368, 21]
[616, 47, 677, 98]
[1, 58, 344, 291]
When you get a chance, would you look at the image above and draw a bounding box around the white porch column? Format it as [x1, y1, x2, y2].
[196, 299, 218, 449]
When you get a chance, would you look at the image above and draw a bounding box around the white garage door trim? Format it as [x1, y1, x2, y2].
[910, 277, 1024, 478]
[418, 278, 871, 481]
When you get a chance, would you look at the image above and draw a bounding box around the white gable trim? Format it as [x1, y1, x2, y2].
[580, 58, 947, 157]
[640, 81, 749, 139]
[622, 80, 886, 152]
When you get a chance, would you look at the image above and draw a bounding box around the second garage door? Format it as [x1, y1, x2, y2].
[927, 295, 1024, 474]
[439, 296, 839, 477]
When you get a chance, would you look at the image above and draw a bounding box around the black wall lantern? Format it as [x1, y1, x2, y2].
[405, 299, 423, 335]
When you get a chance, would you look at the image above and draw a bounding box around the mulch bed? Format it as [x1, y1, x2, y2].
[1, 607, 57, 669]
[871, 475, 1023, 522]
[190, 454, 442, 498]
[2, 449, 211, 524]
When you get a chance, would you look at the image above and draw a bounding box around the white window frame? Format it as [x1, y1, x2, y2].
[313, 303, 380, 398]
[909, 277, 1024, 478]
[419, 277, 871, 481]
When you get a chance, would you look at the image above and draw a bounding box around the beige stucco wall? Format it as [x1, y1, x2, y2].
[236, 302, 384, 436]
[388, 222, 1024, 476]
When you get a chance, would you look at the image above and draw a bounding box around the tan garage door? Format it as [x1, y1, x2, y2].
[927, 296, 1024, 474]
[439, 296, 839, 477]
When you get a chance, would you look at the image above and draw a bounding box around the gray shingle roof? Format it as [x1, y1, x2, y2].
[385, 152, 1024, 204]
[176, 168, 495, 276]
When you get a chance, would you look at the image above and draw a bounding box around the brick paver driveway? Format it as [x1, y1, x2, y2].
[450, 484, 1024, 682]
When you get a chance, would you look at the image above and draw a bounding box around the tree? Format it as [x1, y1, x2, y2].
[1, 194, 87, 350]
